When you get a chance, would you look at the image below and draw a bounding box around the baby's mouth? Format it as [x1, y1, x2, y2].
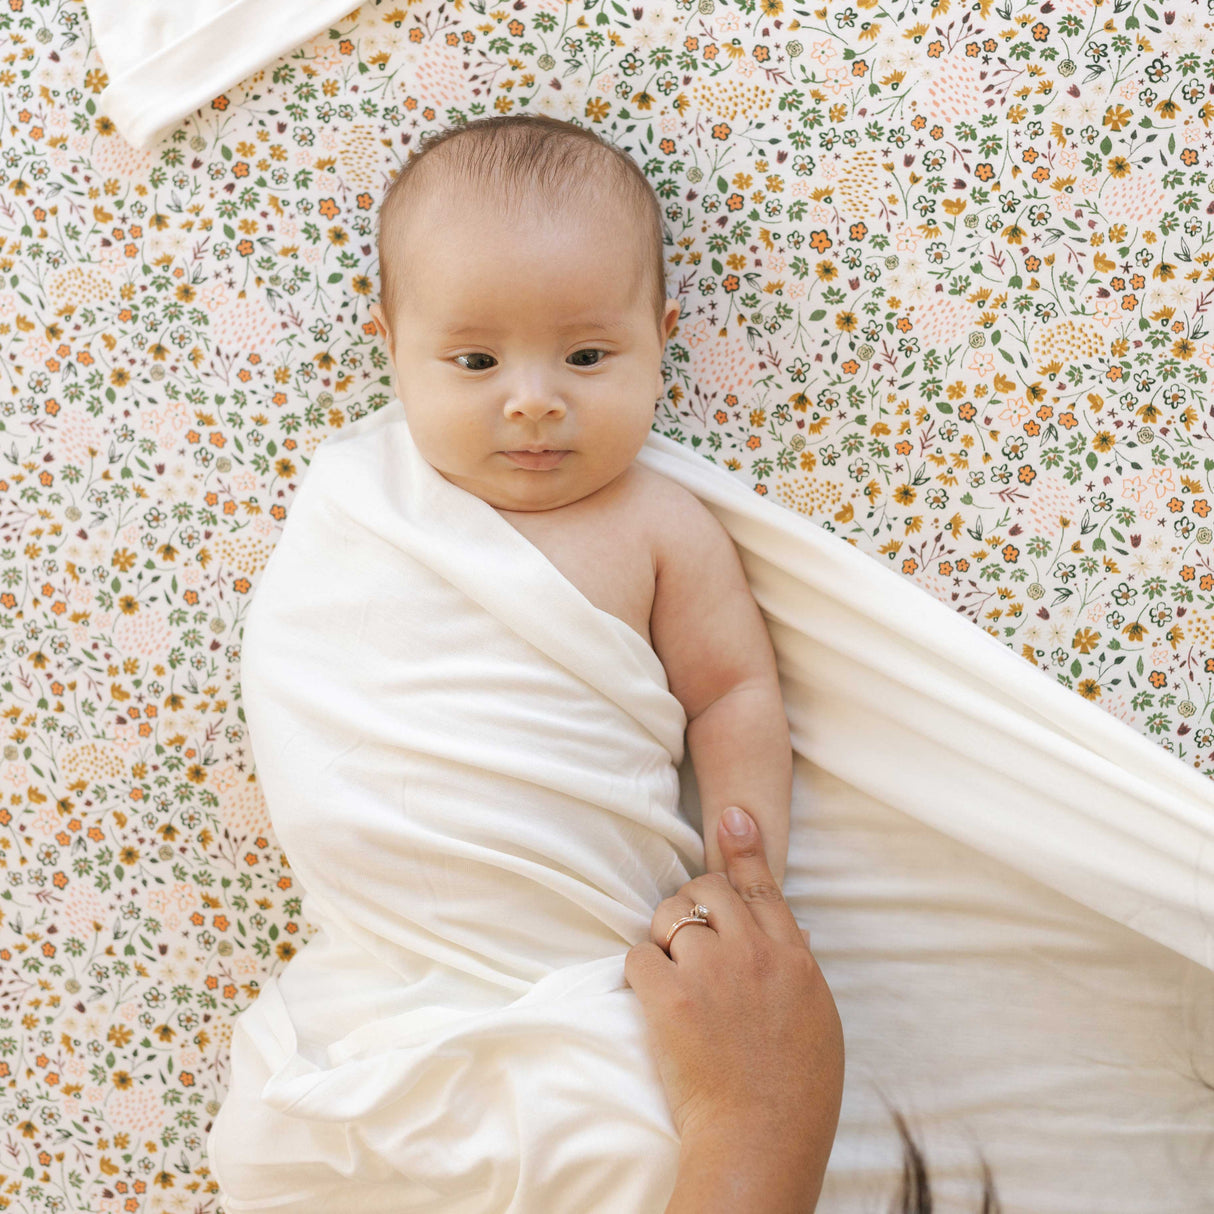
[503, 450, 570, 469]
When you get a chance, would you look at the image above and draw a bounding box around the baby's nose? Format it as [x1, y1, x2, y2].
[504, 392, 567, 420]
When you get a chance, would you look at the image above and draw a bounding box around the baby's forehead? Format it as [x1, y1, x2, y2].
[398, 161, 626, 228]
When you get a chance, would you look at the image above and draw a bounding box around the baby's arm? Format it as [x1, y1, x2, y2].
[684, 676, 791, 887]
[647, 477, 792, 887]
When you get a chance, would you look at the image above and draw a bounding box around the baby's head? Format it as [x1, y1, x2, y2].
[369, 114, 680, 514]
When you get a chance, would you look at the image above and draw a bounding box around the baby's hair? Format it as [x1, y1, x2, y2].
[886, 1104, 1001, 1213]
[375, 112, 669, 340]
[878, 1061, 1212, 1212]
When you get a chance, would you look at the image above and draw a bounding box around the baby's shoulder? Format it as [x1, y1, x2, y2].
[626, 464, 717, 563]
[628, 462, 695, 510]
[631, 462, 712, 517]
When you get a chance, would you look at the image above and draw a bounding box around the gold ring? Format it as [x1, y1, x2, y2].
[664, 902, 712, 949]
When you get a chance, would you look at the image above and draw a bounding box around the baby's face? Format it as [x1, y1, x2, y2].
[370, 198, 679, 513]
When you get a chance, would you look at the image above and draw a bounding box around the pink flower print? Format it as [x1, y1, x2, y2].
[214, 767, 272, 837]
[60, 882, 113, 941]
[204, 287, 282, 355]
[111, 721, 144, 754]
[147, 881, 195, 930]
[88, 130, 159, 181]
[998, 396, 1032, 427]
[1120, 476, 1146, 504]
[234, 951, 262, 977]
[22, 331, 51, 365]
[917, 53, 987, 125]
[810, 39, 835, 66]
[142, 401, 192, 451]
[403, 43, 469, 107]
[1147, 467, 1176, 498]
[53, 409, 107, 467]
[30, 802, 63, 839]
[968, 351, 996, 380]
[108, 1082, 169, 1136]
[211, 766, 240, 796]
[914, 291, 973, 350]
[1100, 172, 1169, 233]
[682, 315, 715, 350]
[1026, 477, 1083, 536]
[198, 284, 228, 311]
[1, 761, 27, 787]
[112, 606, 173, 659]
[308, 40, 344, 71]
[690, 331, 762, 400]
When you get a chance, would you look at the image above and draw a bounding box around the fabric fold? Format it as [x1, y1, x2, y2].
[209, 399, 1214, 1212]
[209, 400, 698, 1209]
[86, 0, 361, 149]
[634, 430, 1214, 973]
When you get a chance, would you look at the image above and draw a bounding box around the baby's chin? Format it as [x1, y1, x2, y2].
[429, 462, 595, 512]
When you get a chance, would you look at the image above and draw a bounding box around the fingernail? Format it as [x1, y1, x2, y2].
[723, 807, 751, 836]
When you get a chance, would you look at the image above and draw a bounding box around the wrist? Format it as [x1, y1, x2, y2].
[668, 1122, 822, 1214]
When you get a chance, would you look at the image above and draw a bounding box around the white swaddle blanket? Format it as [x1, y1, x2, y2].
[208, 397, 1214, 1213]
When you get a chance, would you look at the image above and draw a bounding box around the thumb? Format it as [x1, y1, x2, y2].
[718, 807, 806, 950]
[720, 804, 757, 846]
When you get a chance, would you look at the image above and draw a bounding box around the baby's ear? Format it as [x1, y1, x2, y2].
[369, 303, 386, 336]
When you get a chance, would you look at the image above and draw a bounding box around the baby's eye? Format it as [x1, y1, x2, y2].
[452, 349, 607, 372]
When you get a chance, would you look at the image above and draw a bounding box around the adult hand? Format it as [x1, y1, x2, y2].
[624, 806, 844, 1199]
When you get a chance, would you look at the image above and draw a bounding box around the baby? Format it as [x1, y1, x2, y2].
[368, 113, 792, 886]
